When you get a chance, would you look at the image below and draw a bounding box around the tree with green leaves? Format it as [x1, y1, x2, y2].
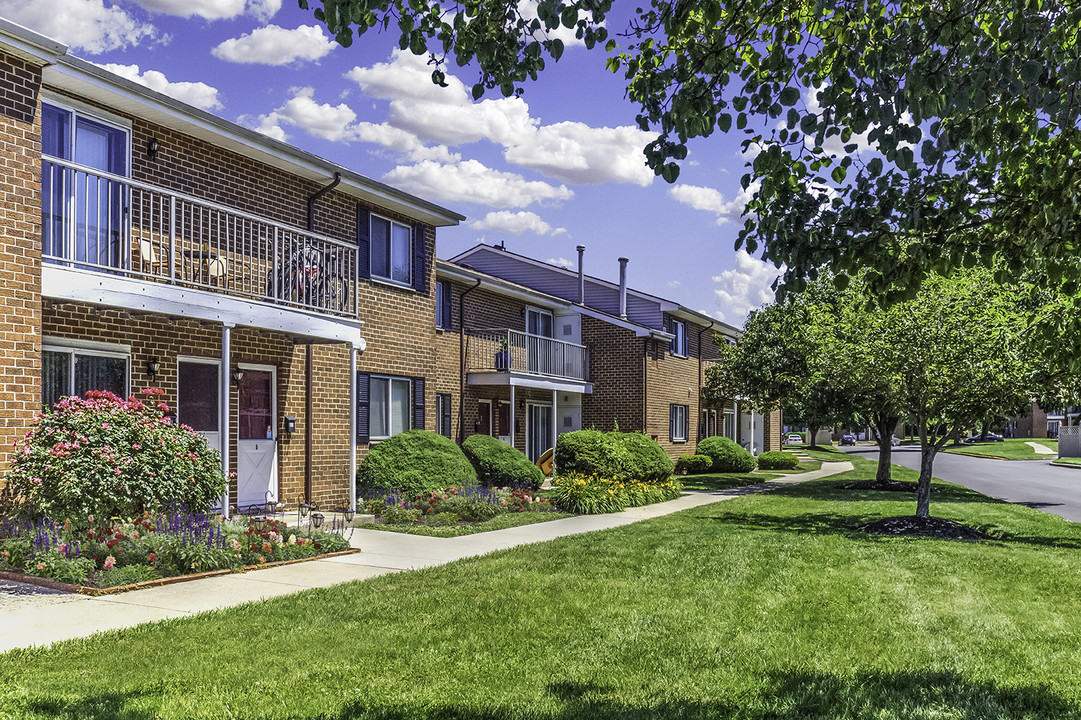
[303, 0, 1081, 311]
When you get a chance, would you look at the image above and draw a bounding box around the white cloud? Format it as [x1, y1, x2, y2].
[711, 251, 784, 324]
[346, 50, 651, 186]
[669, 182, 757, 226]
[667, 280, 681, 288]
[0, 0, 156, 53]
[131, 0, 279, 21]
[504, 122, 653, 186]
[548, 257, 574, 268]
[212, 25, 336, 65]
[100, 63, 221, 110]
[245, 87, 362, 142]
[383, 159, 573, 208]
[469, 211, 566, 236]
[516, 0, 605, 48]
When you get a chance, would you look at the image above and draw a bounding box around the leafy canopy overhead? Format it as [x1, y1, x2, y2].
[303, 0, 1081, 301]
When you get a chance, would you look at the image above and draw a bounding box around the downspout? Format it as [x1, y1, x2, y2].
[459, 277, 483, 444]
[302, 172, 340, 505]
[696, 322, 715, 442]
[642, 337, 650, 433]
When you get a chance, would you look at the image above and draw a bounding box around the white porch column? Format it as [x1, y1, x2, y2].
[750, 410, 757, 455]
[733, 401, 739, 442]
[220, 322, 234, 519]
[348, 344, 358, 513]
[509, 385, 516, 448]
[551, 389, 558, 476]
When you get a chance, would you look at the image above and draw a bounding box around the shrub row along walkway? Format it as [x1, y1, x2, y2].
[0, 460, 852, 652]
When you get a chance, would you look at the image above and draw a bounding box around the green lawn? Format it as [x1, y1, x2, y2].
[1052, 457, 1081, 467]
[4, 456, 1081, 719]
[367, 509, 573, 537]
[943, 437, 1058, 460]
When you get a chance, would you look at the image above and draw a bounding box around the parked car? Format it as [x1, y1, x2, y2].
[891, 435, 901, 446]
[784, 433, 804, 445]
[964, 431, 1004, 443]
[840, 434, 856, 445]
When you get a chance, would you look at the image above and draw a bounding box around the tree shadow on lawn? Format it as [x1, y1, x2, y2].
[18, 666, 1081, 719]
[698, 507, 1081, 550]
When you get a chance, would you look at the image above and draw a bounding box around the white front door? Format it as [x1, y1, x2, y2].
[237, 366, 277, 511]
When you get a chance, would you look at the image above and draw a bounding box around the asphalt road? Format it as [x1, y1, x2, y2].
[843, 445, 1081, 523]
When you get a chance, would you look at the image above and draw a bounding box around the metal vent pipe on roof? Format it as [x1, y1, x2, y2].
[577, 245, 585, 304]
[618, 257, 629, 319]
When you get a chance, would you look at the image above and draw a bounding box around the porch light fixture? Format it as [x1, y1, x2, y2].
[146, 358, 160, 378]
[252, 515, 267, 532]
[343, 507, 355, 522]
[299, 501, 310, 518]
[231, 368, 245, 385]
[310, 512, 324, 530]
[146, 137, 160, 158]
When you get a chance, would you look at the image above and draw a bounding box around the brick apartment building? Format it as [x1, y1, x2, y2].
[0, 19, 462, 515]
[440, 245, 782, 458]
[0, 19, 776, 518]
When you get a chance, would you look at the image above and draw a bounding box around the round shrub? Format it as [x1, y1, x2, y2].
[462, 433, 545, 489]
[757, 451, 799, 470]
[554, 430, 674, 482]
[674, 454, 712, 475]
[697, 436, 755, 473]
[6, 389, 227, 525]
[357, 429, 477, 495]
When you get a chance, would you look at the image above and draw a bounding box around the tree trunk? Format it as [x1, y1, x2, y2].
[808, 425, 820, 449]
[979, 421, 988, 442]
[874, 417, 895, 487]
[916, 437, 937, 518]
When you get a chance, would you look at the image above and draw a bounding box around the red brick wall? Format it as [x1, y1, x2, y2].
[0, 51, 44, 472]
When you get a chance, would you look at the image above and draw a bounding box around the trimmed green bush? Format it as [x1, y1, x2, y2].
[674, 454, 712, 475]
[757, 451, 799, 470]
[554, 430, 674, 482]
[697, 436, 755, 473]
[462, 434, 545, 489]
[6, 390, 227, 524]
[357, 430, 477, 495]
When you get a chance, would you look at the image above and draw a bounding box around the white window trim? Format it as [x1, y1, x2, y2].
[526, 306, 555, 338]
[671, 403, 688, 442]
[670, 319, 688, 358]
[370, 213, 412, 288]
[43, 340, 132, 404]
[369, 374, 412, 440]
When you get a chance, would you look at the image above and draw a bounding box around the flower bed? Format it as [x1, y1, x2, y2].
[550, 474, 684, 514]
[360, 485, 560, 529]
[0, 508, 353, 590]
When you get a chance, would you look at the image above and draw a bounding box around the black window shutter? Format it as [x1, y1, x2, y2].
[357, 205, 371, 279]
[441, 394, 452, 438]
[413, 224, 428, 294]
[412, 376, 425, 430]
[441, 280, 453, 329]
[356, 372, 370, 444]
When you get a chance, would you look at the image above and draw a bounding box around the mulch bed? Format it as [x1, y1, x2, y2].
[0, 548, 360, 597]
[842, 480, 919, 492]
[859, 515, 990, 541]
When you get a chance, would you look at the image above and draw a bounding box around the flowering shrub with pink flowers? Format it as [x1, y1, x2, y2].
[5, 389, 227, 524]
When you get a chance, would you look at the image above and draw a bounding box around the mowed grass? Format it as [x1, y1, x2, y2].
[3, 455, 1081, 719]
[943, 438, 1058, 460]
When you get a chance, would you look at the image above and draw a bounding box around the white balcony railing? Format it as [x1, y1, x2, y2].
[467, 329, 589, 382]
[41, 156, 358, 318]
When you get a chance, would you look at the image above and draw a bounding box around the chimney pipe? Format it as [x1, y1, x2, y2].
[618, 257, 629, 319]
[576, 245, 585, 304]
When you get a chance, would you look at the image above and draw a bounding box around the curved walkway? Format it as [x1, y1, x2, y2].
[0, 460, 852, 652]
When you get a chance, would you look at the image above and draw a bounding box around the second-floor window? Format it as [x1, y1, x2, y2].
[370, 214, 411, 285]
[436, 280, 452, 329]
[42, 100, 130, 268]
[669, 319, 687, 357]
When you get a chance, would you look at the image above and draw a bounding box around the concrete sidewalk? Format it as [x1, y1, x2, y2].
[0, 461, 851, 652]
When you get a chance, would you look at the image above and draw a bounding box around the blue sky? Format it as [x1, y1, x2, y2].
[3, 0, 785, 325]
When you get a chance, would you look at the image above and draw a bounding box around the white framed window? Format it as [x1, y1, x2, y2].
[670, 404, 688, 442]
[370, 376, 412, 439]
[669, 319, 687, 357]
[526, 306, 554, 337]
[42, 338, 131, 410]
[370, 214, 412, 285]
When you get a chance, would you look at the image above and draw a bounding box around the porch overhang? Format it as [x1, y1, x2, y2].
[467, 371, 591, 395]
[43, 265, 365, 347]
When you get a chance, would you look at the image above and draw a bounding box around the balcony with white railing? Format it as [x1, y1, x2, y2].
[466, 329, 589, 384]
[40, 156, 358, 320]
